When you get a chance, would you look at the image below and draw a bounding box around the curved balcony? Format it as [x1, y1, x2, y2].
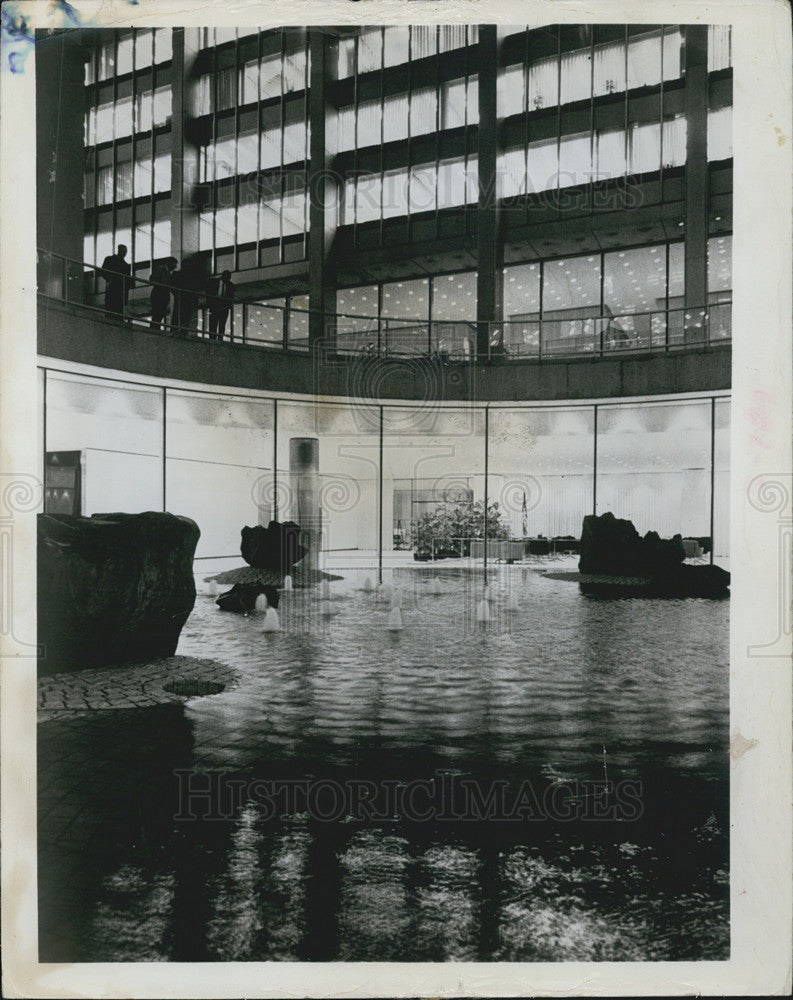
[37, 250, 731, 401]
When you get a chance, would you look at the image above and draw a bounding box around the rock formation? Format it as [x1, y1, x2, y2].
[38, 512, 199, 675]
[578, 512, 729, 597]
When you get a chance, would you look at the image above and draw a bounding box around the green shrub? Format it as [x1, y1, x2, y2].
[412, 500, 509, 559]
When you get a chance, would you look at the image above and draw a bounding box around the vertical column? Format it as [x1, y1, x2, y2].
[36, 31, 86, 289]
[683, 25, 709, 341]
[170, 28, 201, 265]
[476, 25, 502, 359]
[289, 437, 321, 573]
[308, 29, 338, 351]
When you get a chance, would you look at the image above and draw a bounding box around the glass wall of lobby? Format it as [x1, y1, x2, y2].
[41, 368, 731, 562]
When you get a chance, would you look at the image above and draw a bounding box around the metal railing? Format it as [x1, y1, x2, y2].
[37, 249, 731, 361]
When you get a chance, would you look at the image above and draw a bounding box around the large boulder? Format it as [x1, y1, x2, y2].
[38, 512, 199, 675]
[240, 521, 306, 572]
[216, 583, 279, 612]
[578, 512, 729, 597]
[579, 513, 685, 576]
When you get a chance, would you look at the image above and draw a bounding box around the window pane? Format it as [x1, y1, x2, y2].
[117, 35, 133, 75]
[409, 165, 436, 214]
[357, 100, 381, 147]
[604, 245, 667, 316]
[708, 235, 732, 295]
[596, 128, 627, 179]
[662, 115, 687, 167]
[527, 137, 559, 192]
[154, 28, 172, 65]
[411, 25, 436, 59]
[497, 148, 527, 198]
[629, 122, 660, 174]
[260, 54, 282, 100]
[498, 64, 525, 117]
[381, 169, 409, 219]
[382, 278, 429, 320]
[283, 48, 306, 93]
[358, 29, 382, 72]
[543, 255, 601, 313]
[708, 25, 731, 71]
[152, 86, 171, 126]
[356, 174, 382, 224]
[560, 48, 591, 104]
[382, 94, 409, 143]
[410, 87, 437, 137]
[337, 37, 355, 79]
[662, 27, 684, 79]
[503, 262, 540, 318]
[627, 31, 662, 89]
[432, 272, 476, 321]
[593, 39, 626, 96]
[558, 134, 592, 187]
[115, 97, 134, 137]
[383, 27, 410, 67]
[437, 157, 471, 207]
[338, 285, 379, 317]
[707, 107, 732, 160]
[134, 30, 154, 71]
[528, 54, 558, 110]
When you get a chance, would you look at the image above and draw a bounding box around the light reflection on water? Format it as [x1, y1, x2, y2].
[178, 565, 728, 781]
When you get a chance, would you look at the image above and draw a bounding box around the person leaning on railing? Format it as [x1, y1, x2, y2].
[149, 256, 177, 331]
[207, 270, 235, 341]
[100, 243, 132, 318]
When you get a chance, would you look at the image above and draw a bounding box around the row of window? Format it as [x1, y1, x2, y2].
[235, 237, 730, 347]
[323, 238, 730, 323]
[197, 47, 309, 115]
[142, 102, 730, 259]
[85, 28, 172, 83]
[336, 25, 479, 79]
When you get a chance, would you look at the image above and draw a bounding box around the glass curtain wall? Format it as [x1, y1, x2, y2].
[43, 368, 730, 559]
[164, 391, 275, 558]
[501, 241, 691, 356]
[496, 25, 699, 201]
[84, 29, 173, 282]
[197, 28, 310, 272]
[336, 25, 479, 232]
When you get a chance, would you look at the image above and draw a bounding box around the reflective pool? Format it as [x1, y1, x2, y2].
[38, 564, 729, 962]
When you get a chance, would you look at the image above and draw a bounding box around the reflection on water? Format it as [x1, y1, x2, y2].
[38, 565, 729, 962]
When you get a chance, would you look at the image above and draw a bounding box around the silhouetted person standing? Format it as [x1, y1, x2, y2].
[207, 270, 235, 340]
[172, 259, 202, 335]
[149, 256, 176, 331]
[101, 243, 131, 318]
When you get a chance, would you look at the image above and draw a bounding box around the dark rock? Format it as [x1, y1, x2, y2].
[650, 563, 731, 597]
[578, 513, 729, 598]
[240, 521, 306, 571]
[579, 513, 685, 576]
[215, 583, 279, 612]
[38, 512, 199, 676]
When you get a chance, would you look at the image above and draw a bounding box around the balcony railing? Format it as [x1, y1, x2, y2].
[37, 249, 732, 361]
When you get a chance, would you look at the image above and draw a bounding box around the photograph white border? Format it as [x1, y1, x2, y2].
[1, 0, 791, 996]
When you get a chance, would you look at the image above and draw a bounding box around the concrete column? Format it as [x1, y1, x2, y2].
[476, 24, 502, 359]
[36, 30, 87, 298]
[170, 28, 201, 265]
[683, 25, 709, 342]
[289, 437, 321, 573]
[308, 29, 338, 352]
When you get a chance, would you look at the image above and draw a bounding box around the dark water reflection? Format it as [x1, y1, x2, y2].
[38, 566, 729, 962]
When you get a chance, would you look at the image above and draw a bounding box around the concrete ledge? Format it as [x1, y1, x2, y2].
[38, 297, 731, 402]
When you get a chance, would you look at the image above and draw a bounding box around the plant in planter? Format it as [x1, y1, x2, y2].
[412, 500, 509, 560]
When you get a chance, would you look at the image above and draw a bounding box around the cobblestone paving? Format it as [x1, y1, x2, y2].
[38, 656, 238, 721]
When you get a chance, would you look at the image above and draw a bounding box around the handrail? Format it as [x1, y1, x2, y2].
[36, 248, 732, 361]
